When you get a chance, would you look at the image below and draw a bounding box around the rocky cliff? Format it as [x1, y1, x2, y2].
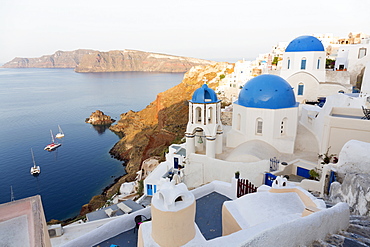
[75, 50, 214, 73]
[2, 49, 214, 73]
[104, 62, 230, 196]
[75, 62, 231, 218]
[2, 49, 95, 68]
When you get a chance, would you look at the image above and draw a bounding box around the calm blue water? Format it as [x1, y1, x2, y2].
[0, 68, 184, 221]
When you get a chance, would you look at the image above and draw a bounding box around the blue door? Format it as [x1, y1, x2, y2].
[174, 157, 179, 169]
[297, 167, 310, 178]
[153, 185, 157, 194]
[147, 184, 153, 196]
[265, 173, 277, 186]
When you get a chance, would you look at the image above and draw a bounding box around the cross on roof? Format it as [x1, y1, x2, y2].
[203, 77, 208, 84]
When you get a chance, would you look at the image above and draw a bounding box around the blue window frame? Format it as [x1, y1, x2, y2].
[287, 59, 290, 69]
[298, 84, 304, 95]
[317, 58, 321, 69]
[301, 59, 306, 70]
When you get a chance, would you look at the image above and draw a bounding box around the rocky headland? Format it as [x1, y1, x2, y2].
[85, 110, 115, 125]
[2, 49, 95, 68]
[75, 50, 215, 73]
[2, 49, 214, 73]
[77, 62, 231, 217]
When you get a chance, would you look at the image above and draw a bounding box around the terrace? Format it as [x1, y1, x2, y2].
[94, 192, 230, 246]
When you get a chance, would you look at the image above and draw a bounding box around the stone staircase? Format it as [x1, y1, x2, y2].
[309, 200, 370, 247]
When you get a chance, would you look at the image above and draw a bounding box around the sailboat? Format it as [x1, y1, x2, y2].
[55, 125, 64, 139]
[30, 148, 40, 176]
[44, 130, 62, 151]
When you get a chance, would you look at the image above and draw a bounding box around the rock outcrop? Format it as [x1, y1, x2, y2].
[85, 110, 115, 125]
[2, 49, 95, 68]
[329, 140, 370, 217]
[2, 49, 215, 73]
[75, 50, 214, 73]
[106, 62, 230, 196]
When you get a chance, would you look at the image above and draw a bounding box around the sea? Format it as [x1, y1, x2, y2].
[0, 68, 184, 221]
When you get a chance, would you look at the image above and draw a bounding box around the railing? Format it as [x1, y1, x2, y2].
[264, 173, 277, 187]
[237, 178, 257, 198]
[270, 157, 280, 172]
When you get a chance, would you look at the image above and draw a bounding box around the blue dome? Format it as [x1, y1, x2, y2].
[237, 74, 297, 109]
[285, 35, 324, 52]
[190, 84, 220, 103]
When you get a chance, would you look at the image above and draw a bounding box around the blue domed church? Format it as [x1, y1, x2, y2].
[185, 84, 223, 158]
[280, 35, 350, 103]
[227, 74, 299, 154]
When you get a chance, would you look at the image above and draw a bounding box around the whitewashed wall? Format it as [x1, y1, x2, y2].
[183, 153, 269, 188]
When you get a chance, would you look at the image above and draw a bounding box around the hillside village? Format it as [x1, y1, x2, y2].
[1, 32, 370, 247]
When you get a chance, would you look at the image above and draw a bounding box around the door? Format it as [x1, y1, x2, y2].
[174, 157, 179, 169]
[147, 184, 153, 196]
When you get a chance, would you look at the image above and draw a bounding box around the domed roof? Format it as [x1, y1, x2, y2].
[190, 84, 220, 103]
[237, 74, 298, 109]
[285, 35, 325, 52]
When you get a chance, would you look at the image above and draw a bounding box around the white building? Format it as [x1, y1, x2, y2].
[335, 43, 370, 85]
[280, 35, 351, 103]
[227, 74, 299, 154]
[217, 60, 253, 102]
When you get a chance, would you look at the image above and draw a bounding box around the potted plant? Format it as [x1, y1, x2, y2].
[235, 171, 240, 179]
[309, 169, 320, 181]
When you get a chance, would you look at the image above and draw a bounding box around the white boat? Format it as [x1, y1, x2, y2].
[55, 125, 64, 139]
[30, 148, 40, 176]
[44, 130, 62, 151]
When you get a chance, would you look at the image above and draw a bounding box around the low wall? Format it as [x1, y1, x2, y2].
[61, 208, 151, 247]
[184, 153, 269, 189]
[206, 202, 349, 247]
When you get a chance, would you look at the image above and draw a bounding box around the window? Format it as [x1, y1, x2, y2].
[256, 118, 263, 135]
[317, 58, 321, 69]
[301, 58, 306, 70]
[236, 114, 241, 131]
[358, 48, 367, 59]
[281, 118, 287, 135]
[196, 107, 202, 123]
[287, 58, 291, 69]
[298, 83, 304, 96]
[208, 107, 213, 124]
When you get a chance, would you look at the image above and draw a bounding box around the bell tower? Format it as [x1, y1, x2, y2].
[185, 80, 223, 158]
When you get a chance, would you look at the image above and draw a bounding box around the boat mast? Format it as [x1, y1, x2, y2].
[10, 186, 15, 202]
[50, 129, 55, 143]
[31, 148, 37, 168]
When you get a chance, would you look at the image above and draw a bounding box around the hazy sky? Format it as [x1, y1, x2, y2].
[1, 0, 369, 63]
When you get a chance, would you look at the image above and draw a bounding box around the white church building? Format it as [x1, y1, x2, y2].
[280, 35, 351, 103]
[226, 74, 299, 154]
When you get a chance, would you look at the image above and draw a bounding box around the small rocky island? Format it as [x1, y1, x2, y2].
[85, 110, 115, 125]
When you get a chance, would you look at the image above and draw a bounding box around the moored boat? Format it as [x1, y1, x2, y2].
[44, 130, 62, 151]
[30, 148, 40, 176]
[55, 125, 64, 139]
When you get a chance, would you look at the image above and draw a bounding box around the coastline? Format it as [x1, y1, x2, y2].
[56, 62, 230, 225]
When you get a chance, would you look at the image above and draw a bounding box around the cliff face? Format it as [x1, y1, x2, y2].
[2, 49, 95, 68]
[107, 62, 230, 193]
[76, 62, 230, 217]
[2, 49, 214, 73]
[75, 50, 214, 73]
